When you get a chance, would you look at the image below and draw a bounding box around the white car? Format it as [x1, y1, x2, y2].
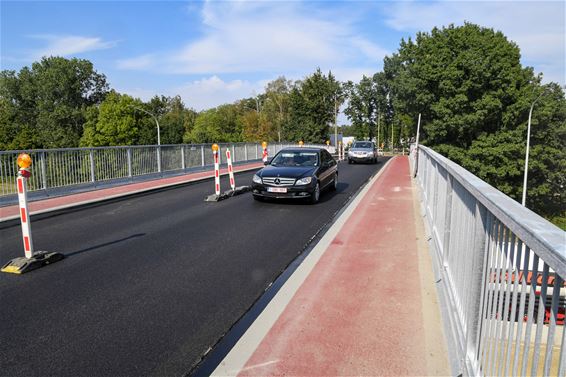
[348, 141, 378, 164]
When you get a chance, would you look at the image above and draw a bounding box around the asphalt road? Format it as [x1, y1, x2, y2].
[0, 158, 388, 377]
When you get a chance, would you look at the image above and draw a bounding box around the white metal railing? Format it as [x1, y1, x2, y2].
[412, 144, 566, 376]
[0, 142, 321, 203]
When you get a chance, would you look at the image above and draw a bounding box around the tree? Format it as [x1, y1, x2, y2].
[185, 104, 243, 143]
[0, 56, 109, 149]
[286, 69, 340, 143]
[80, 91, 143, 146]
[265, 76, 292, 142]
[385, 22, 566, 221]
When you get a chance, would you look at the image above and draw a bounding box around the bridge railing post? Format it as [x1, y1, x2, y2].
[156, 145, 162, 175]
[39, 151, 48, 191]
[127, 147, 132, 180]
[89, 149, 96, 185]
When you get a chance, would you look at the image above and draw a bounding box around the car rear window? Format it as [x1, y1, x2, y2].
[353, 142, 372, 148]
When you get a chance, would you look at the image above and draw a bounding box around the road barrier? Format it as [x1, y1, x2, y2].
[226, 149, 236, 190]
[262, 141, 268, 163]
[212, 144, 221, 196]
[412, 145, 566, 376]
[2, 153, 64, 274]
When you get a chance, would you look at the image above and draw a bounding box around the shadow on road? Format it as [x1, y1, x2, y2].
[65, 233, 146, 258]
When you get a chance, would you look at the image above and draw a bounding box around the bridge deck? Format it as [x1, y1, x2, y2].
[214, 156, 450, 376]
[1, 156, 450, 375]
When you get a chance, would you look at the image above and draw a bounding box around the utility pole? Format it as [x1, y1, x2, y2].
[391, 122, 394, 152]
[522, 88, 549, 206]
[377, 113, 380, 151]
[334, 95, 338, 150]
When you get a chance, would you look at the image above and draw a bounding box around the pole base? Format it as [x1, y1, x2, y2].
[1, 251, 64, 275]
[205, 193, 224, 202]
[205, 186, 251, 202]
[224, 186, 251, 197]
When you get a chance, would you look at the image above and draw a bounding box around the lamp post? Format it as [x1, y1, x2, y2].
[521, 88, 549, 206]
[131, 106, 160, 146]
[131, 106, 161, 173]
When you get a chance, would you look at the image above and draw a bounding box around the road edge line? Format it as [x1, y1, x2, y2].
[210, 157, 397, 376]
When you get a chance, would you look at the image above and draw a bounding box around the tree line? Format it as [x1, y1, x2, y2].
[1, 23, 564, 224]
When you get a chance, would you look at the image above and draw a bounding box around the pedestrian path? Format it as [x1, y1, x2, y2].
[212, 156, 450, 376]
[0, 162, 262, 222]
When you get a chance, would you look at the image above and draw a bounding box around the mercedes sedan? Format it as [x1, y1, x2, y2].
[251, 147, 338, 204]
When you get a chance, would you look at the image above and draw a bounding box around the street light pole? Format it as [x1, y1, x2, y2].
[521, 89, 548, 206]
[131, 106, 161, 173]
[132, 106, 160, 146]
[334, 95, 338, 150]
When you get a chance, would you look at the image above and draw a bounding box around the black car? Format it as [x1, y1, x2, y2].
[251, 147, 338, 203]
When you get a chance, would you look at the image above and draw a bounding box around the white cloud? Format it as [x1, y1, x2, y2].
[31, 35, 116, 59]
[384, 1, 565, 84]
[118, 2, 388, 77]
[117, 54, 155, 70]
[171, 75, 263, 111]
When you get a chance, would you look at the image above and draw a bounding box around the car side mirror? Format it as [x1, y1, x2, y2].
[264, 157, 273, 165]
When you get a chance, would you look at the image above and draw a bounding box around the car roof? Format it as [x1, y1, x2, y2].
[279, 147, 323, 153]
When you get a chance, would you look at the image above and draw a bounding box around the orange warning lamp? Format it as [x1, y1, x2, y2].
[326, 140, 330, 146]
[211, 143, 219, 152]
[17, 153, 32, 169]
[262, 141, 267, 149]
[299, 140, 304, 146]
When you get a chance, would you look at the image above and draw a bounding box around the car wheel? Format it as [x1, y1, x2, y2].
[330, 173, 338, 191]
[310, 182, 320, 204]
[348, 159, 352, 164]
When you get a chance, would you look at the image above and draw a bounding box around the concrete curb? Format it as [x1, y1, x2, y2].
[0, 165, 261, 223]
[210, 157, 396, 376]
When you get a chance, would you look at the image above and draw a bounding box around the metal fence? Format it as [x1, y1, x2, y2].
[0, 142, 319, 203]
[412, 145, 566, 376]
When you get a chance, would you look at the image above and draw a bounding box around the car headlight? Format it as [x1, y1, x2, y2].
[295, 177, 312, 185]
[252, 174, 262, 184]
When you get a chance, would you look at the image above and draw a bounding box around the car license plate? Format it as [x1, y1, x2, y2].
[267, 187, 287, 193]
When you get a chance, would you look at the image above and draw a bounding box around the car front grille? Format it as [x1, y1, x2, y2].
[262, 177, 296, 186]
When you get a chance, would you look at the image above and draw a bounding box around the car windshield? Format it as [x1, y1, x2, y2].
[352, 142, 373, 149]
[271, 151, 319, 167]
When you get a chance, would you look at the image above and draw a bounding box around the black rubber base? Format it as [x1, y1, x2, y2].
[1, 251, 65, 274]
[204, 186, 251, 202]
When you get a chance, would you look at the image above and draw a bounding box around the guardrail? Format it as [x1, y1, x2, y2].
[411, 145, 566, 376]
[0, 142, 326, 204]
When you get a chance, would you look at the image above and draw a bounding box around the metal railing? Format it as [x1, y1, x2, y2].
[411, 145, 566, 376]
[0, 142, 324, 204]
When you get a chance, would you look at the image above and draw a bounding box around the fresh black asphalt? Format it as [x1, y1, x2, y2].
[0, 159, 389, 377]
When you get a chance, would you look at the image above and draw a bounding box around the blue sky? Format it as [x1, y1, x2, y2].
[1, 0, 564, 112]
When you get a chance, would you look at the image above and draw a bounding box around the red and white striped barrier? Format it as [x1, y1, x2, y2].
[17, 174, 34, 259]
[1, 153, 64, 274]
[213, 148, 221, 196]
[226, 149, 236, 190]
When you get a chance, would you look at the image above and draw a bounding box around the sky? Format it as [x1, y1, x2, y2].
[1, 0, 565, 112]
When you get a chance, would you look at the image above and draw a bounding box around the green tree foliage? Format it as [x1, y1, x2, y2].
[264, 77, 292, 142]
[184, 104, 243, 143]
[385, 23, 566, 220]
[344, 73, 388, 141]
[80, 91, 143, 146]
[0, 56, 109, 149]
[286, 69, 340, 143]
